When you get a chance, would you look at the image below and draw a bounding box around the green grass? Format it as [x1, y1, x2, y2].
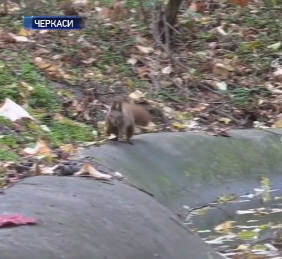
[48, 120, 94, 147]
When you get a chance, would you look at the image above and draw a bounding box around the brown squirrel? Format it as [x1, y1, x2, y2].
[105, 101, 151, 144]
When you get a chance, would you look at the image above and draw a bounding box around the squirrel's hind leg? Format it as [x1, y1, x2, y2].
[110, 126, 119, 141]
[126, 125, 134, 145]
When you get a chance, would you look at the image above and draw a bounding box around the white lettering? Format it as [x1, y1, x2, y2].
[68, 20, 74, 27]
[34, 18, 76, 29]
[57, 20, 62, 27]
[51, 20, 57, 27]
[34, 19, 40, 27]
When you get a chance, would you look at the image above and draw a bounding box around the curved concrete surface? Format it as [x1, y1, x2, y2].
[0, 176, 222, 259]
[2, 129, 282, 259]
[82, 129, 282, 212]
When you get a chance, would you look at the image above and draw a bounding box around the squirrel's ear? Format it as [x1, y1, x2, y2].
[110, 101, 123, 111]
[110, 101, 117, 110]
[116, 101, 122, 111]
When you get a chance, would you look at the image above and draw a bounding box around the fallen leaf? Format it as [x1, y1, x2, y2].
[237, 244, 249, 251]
[213, 63, 229, 78]
[231, 0, 251, 7]
[23, 139, 52, 157]
[267, 42, 281, 51]
[136, 45, 154, 54]
[215, 81, 227, 91]
[273, 68, 282, 83]
[161, 65, 172, 75]
[18, 27, 32, 37]
[172, 122, 186, 130]
[0, 98, 33, 121]
[217, 194, 237, 203]
[237, 230, 258, 240]
[127, 57, 138, 65]
[274, 114, 282, 128]
[40, 164, 60, 175]
[7, 32, 31, 42]
[60, 144, 76, 154]
[72, 0, 87, 6]
[34, 57, 54, 70]
[214, 221, 234, 233]
[0, 214, 37, 228]
[82, 58, 96, 65]
[218, 117, 231, 124]
[128, 90, 147, 102]
[0, 0, 20, 13]
[74, 163, 112, 180]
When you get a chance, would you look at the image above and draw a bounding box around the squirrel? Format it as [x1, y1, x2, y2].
[105, 101, 151, 144]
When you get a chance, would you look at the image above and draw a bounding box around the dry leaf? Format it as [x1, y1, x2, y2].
[231, 0, 251, 7]
[161, 65, 172, 75]
[0, 98, 33, 121]
[136, 45, 154, 54]
[74, 163, 112, 180]
[72, 0, 87, 6]
[0, 0, 20, 13]
[129, 90, 147, 102]
[135, 35, 148, 45]
[23, 139, 52, 157]
[214, 221, 233, 233]
[213, 63, 229, 78]
[273, 68, 282, 83]
[127, 57, 138, 65]
[274, 116, 282, 128]
[18, 27, 32, 37]
[218, 117, 232, 124]
[18, 80, 33, 99]
[34, 57, 53, 69]
[172, 122, 186, 130]
[82, 58, 96, 65]
[215, 26, 227, 36]
[7, 32, 31, 42]
[60, 144, 76, 154]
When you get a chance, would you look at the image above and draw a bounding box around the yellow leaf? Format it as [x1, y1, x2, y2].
[214, 221, 233, 233]
[172, 122, 186, 130]
[274, 118, 282, 128]
[213, 63, 229, 78]
[60, 144, 76, 154]
[218, 117, 231, 124]
[217, 194, 237, 203]
[18, 27, 32, 37]
[237, 230, 257, 240]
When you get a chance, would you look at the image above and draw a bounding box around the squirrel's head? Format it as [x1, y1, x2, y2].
[109, 101, 123, 127]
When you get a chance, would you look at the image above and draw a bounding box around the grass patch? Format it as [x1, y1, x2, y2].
[48, 120, 94, 147]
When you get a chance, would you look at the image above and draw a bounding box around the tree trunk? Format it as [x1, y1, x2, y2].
[165, 0, 183, 28]
[158, 0, 183, 44]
